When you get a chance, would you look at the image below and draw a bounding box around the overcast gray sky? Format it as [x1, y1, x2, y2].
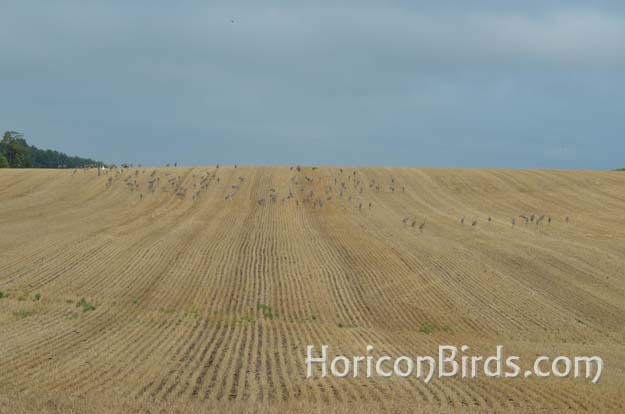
[1, 1, 624, 169]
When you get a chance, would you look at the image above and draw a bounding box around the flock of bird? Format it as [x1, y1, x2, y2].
[77, 165, 573, 234]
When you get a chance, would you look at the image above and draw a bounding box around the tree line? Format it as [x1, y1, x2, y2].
[0, 131, 105, 168]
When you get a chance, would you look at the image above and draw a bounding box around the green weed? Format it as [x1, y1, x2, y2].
[14, 310, 32, 319]
[258, 304, 274, 320]
[77, 298, 96, 313]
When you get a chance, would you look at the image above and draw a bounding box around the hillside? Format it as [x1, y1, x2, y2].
[0, 167, 624, 413]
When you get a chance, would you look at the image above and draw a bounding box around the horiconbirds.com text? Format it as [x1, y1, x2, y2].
[305, 345, 603, 383]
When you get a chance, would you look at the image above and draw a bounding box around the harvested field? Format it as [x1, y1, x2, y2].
[0, 167, 624, 413]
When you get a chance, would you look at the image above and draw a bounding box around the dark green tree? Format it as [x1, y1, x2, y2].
[0, 153, 9, 168]
[1, 131, 104, 168]
[1, 131, 32, 168]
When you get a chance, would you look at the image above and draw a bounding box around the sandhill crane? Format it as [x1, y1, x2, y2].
[460, 217, 465, 225]
[368, 202, 372, 209]
[488, 216, 492, 224]
[472, 220, 478, 227]
[548, 217, 551, 224]
[530, 213, 535, 222]
[419, 222, 425, 233]
[565, 216, 570, 223]
[512, 217, 516, 226]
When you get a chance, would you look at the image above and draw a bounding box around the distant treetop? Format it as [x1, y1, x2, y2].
[0, 131, 106, 168]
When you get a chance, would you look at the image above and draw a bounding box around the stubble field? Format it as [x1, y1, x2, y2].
[0, 166, 624, 413]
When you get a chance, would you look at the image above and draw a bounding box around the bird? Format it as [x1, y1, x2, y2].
[230, 19, 235, 23]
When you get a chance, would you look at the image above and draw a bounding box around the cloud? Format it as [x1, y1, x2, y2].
[0, 1, 624, 168]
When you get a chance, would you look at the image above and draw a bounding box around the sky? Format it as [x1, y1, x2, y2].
[1, 1, 624, 169]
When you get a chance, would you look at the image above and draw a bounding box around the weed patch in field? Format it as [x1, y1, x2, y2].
[159, 308, 175, 314]
[418, 324, 449, 334]
[258, 304, 274, 320]
[77, 298, 96, 313]
[14, 310, 32, 319]
[65, 312, 79, 320]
